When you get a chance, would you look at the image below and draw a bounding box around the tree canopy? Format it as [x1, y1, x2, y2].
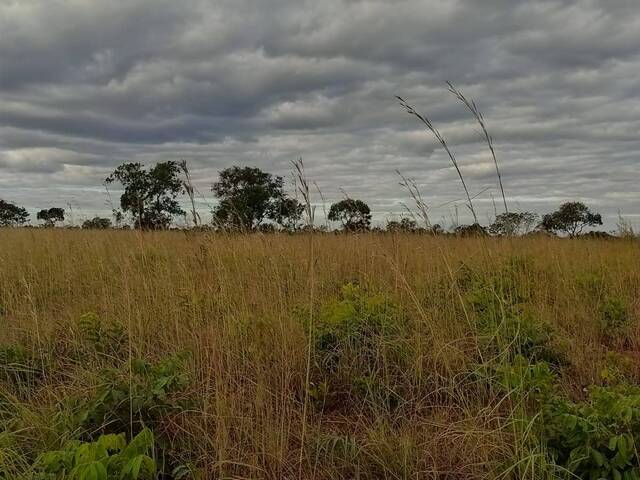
[539, 202, 602, 237]
[269, 197, 305, 231]
[489, 212, 538, 236]
[0, 200, 29, 227]
[328, 198, 372, 231]
[212, 166, 300, 231]
[37, 207, 65, 227]
[82, 217, 112, 229]
[105, 162, 185, 230]
[386, 217, 417, 233]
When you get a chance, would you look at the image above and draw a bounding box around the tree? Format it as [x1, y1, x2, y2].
[270, 197, 305, 232]
[105, 162, 185, 230]
[489, 211, 538, 236]
[386, 217, 417, 232]
[211, 166, 285, 230]
[37, 207, 65, 227]
[0, 200, 29, 227]
[454, 223, 487, 237]
[430, 223, 444, 235]
[540, 202, 602, 237]
[82, 217, 112, 229]
[328, 199, 371, 231]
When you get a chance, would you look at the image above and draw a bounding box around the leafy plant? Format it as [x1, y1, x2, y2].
[0, 344, 43, 391]
[468, 277, 565, 367]
[600, 298, 631, 340]
[543, 385, 640, 479]
[600, 352, 638, 385]
[311, 284, 408, 409]
[78, 313, 126, 359]
[73, 354, 190, 437]
[34, 428, 156, 480]
[495, 355, 556, 401]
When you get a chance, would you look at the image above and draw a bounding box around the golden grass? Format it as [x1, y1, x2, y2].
[0, 230, 638, 479]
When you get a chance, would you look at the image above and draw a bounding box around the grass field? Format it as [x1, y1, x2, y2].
[1, 230, 639, 479]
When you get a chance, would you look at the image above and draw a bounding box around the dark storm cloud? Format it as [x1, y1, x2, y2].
[0, 0, 638, 227]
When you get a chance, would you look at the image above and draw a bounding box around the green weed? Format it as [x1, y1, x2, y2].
[33, 428, 156, 480]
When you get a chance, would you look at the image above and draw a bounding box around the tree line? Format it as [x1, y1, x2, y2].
[0, 160, 623, 237]
[2, 84, 633, 237]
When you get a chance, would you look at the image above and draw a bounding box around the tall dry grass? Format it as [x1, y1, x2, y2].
[0, 230, 638, 479]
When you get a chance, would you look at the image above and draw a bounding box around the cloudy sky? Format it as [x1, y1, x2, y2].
[1, 0, 638, 229]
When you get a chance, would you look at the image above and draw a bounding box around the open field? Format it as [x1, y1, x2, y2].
[1, 230, 639, 479]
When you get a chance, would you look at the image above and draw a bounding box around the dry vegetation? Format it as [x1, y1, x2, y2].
[1, 229, 639, 479]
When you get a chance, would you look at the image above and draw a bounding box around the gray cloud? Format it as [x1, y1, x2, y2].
[0, 0, 638, 229]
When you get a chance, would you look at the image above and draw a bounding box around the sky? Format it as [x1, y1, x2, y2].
[1, 0, 638, 229]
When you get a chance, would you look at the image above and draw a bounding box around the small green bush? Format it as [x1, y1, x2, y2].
[600, 298, 631, 339]
[495, 355, 556, 400]
[78, 312, 126, 359]
[72, 354, 190, 438]
[34, 428, 155, 480]
[469, 283, 565, 367]
[543, 385, 640, 480]
[311, 283, 409, 409]
[0, 344, 44, 392]
[600, 352, 638, 385]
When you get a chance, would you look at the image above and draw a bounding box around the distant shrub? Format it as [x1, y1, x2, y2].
[82, 217, 112, 230]
[34, 428, 155, 480]
[454, 223, 488, 237]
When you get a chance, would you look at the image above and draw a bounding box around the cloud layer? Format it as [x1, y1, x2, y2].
[1, 0, 638, 228]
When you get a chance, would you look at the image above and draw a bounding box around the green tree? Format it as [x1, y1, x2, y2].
[0, 200, 29, 227]
[270, 197, 305, 232]
[82, 217, 113, 229]
[454, 223, 487, 237]
[37, 207, 65, 227]
[386, 217, 417, 232]
[105, 162, 184, 230]
[540, 202, 602, 237]
[328, 199, 372, 231]
[211, 166, 285, 230]
[489, 211, 538, 236]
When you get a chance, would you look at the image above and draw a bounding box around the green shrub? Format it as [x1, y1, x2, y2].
[33, 428, 155, 480]
[313, 432, 361, 476]
[311, 283, 409, 409]
[600, 298, 631, 339]
[0, 344, 44, 392]
[469, 283, 565, 367]
[575, 271, 606, 297]
[542, 385, 640, 479]
[600, 352, 638, 385]
[72, 354, 190, 438]
[495, 355, 556, 400]
[78, 312, 126, 359]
